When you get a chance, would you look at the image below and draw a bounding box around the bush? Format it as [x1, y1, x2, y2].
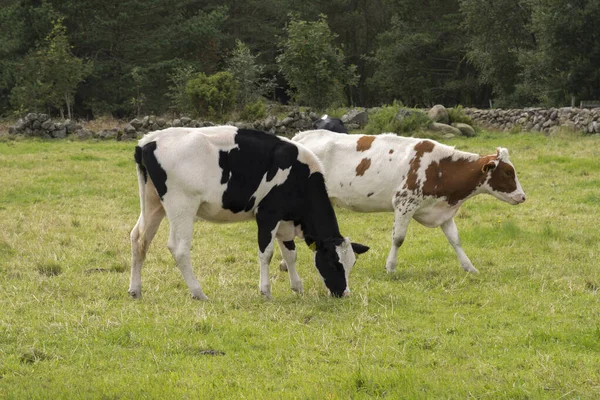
[447, 105, 474, 125]
[363, 101, 431, 135]
[186, 71, 237, 119]
[240, 98, 266, 121]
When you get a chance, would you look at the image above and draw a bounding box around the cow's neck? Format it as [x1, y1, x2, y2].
[301, 172, 343, 241]
[422, 153, 494, 206]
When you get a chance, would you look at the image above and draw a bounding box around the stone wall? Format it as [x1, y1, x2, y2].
[464, 107, 600, 134]
[7, 106, 600, 140]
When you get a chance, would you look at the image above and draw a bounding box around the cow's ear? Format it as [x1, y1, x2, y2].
[351, 242, 369, 255]
[482, 161, 497, 173]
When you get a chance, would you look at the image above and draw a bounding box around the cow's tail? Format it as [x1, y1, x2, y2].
[134, 145, 149, 254]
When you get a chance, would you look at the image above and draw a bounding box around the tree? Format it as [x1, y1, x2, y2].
[277, 14, 359, 109]
[367, 0, 481, 107]
[226, 40, 276, 106]
[10, 17, 91, 118]
[0, 0, 56, 115]
[517, 0, 600, 105]
[460, 0, 535, 106]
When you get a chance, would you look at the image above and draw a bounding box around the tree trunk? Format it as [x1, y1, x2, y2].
[65, 92, 72, 120]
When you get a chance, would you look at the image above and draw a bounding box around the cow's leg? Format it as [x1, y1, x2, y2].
[386, 194, 418, 273]
[256, 214, 282, 299]
[164, 195, 208, 300]
[129, 184, 165, 299]
[440, 218, 478, 273]
[276, 221, 303, 293]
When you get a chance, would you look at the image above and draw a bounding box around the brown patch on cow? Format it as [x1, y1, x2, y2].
[355, 158, 371, 176]
[421, 155, 496, 205]
[488, 161, 517, 193]
[404, 140, 436, 191]
[356, 136, 376, 152]
[389, 149, 394, 154]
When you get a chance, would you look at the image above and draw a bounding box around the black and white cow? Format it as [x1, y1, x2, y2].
[313, 115, 348, 134]
[129, 126, 368, 300]
[289, 130, 526, 274]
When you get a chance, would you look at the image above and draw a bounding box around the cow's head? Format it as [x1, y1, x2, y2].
[481, 147, 526, 205]
[307, 237, 369, 297]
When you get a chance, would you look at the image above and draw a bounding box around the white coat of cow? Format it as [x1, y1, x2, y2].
[291, 130, 526, 273]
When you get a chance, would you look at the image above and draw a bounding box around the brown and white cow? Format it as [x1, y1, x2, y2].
[290, 130, 526, 274]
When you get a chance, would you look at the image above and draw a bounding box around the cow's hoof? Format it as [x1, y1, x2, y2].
[190, 289, 209, 300]
[191, 293, 209, 301]
[291, 285, 304, 294]
[279, 261, 288, 272]
[462, 265, 479, 273]
[128, 290, 142, 299]
[260, 290, 273, 300]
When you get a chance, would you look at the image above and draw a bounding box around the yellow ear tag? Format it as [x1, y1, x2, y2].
[308, 242, 317, 251]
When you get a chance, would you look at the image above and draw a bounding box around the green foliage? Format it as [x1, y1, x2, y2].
[240, 98, 266, 121]
[366, 2, 480, 107]
[129, 67, 146, 117]
[364, 101, 431, 135]
[324, 106, 348, 119]
[9, 17, 91, 118]
[447, 105, 473, 125]
[460, 0, 535, 106]
[226, 40, 276, 107]
[167, 65, 196, 116]
[517, 0, 600, 105]
[186, 71, 238, 119]
[277, 14, 359, 110]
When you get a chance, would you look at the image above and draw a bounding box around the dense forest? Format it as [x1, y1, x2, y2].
[1, 0, 599, 119]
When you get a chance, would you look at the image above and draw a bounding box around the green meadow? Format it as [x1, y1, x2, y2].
[0, 131, 598, 399]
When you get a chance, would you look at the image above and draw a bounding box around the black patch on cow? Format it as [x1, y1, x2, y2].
[283, 240, 295, 251]
[217, 128, 348, 296]
[141, 141, 168, 200]
[219, 151, 231, 184]
[367, 192, 374, 197]
[219, 129, 298, 214]
[134, 145, 148, 183]
[313, 117, 348, 134]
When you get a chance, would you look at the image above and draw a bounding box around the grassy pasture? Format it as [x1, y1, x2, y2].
[0, 131, 599, 399]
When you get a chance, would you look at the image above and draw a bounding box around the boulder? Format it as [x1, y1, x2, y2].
[97, 129, 118, 140]
[180, 117, 192, 126]
[264, 115, 277, 130]
[74, 128, 94, 140]
[281, 117, 294, 126]
[451, 123, 476, 137]
[123, 123, 136, 134]
[41, 120, 55, 131]
[428, 105, 449, 124]
[130, 118, 143, 130]
[52, 128, 67, 139]
[429, 122, 461, 136]
[342, 109, 368, 126]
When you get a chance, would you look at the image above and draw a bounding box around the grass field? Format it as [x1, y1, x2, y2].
[0, 131, 599, 399]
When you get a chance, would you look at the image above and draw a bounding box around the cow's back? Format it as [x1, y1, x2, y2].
[293, 130, 420, 212]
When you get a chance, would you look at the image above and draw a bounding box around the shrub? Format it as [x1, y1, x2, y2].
[240, 98, 266, 121]
[186, 71, 237, 119]
[363, 101, 431, 135]
[447, 105, 474, 125]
